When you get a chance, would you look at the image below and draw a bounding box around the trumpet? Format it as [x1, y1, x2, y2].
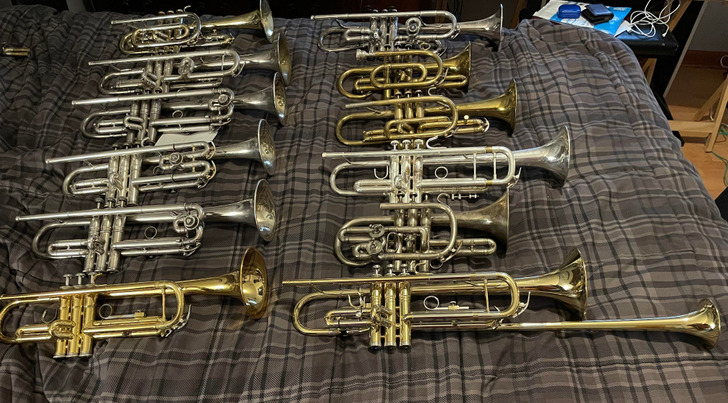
[337, 45, 471, 99]
[336, 79, 517, 145]
[95, 33, 291, 95]
[52, 120, 275, 199]
[334, 192, 509, 268]
[313, 5, 502, 56]
[327, 126, 571, 196]
[15, 179, 277, 273]
[78, 74, 287, 140]
[115, 0, 275, 54]
[283, 249, 721, 349]
[0, 247, 268, 358]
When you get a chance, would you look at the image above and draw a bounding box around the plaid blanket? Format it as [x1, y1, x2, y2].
[1, 5, 727, 402]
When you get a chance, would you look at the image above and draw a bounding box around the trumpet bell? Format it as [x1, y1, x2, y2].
[233, 73, 287, 125]
[457, 79, 516, 133]
[238, 247, 269, 319]
[202, 0, 275, 42]
[514, 126, 571, 186]
[456, 4, 503, 48]
[215, 120, 276, 175]
[442, 44, 471, 90]
[274, 33, 292, 85]
[691, 299, 721, 348]
[203, 179, 277, 241]
[454, 190, 509, 248]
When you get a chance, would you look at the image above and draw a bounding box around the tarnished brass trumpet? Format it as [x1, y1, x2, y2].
[15, 179, 276, 273]
[283, 249, 721, 349]
[115, 0, 275, 54]
[0, 248, 268, 358]
[336, 79, 517, 145]
[337, 45, 471, 99]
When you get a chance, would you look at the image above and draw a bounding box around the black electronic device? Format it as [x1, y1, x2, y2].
[582, 4, 614, 25]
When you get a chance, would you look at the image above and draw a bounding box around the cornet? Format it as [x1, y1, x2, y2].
[337, 45, 471, 99]
[94, 33, 291, 95]
[0, 248, 268, 358]
[15, 179, 277, 273]
[313, 5, 502, 57]
[77, 74, 287, 140]
[336, 80, 517, 145]
[115, 0, 275, 54]
[52, 120, 275, 199]
[283, 249, 721, 349]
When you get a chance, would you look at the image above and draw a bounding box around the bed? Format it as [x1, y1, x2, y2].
[1, 5, 727, 402]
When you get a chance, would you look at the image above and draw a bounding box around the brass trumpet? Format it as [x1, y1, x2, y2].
[283, 249, 721, 349]
[337, 45, 471, 99]
[313, 5, 502, 56]
[15, 179, 277, 273]
[0, 248, 268, 358]
[336, 79, 517, 145]
[115, 0, 275, 54]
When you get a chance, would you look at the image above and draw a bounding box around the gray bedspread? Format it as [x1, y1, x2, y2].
[1, 5, 727, 402]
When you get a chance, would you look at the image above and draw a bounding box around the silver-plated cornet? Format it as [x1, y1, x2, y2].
[53, 120, 275, 199]
[77, 74, 286, 140]
[115, 0, 275, 54]
[313, 5, 502, 57]
[15, 179, 277, 273]
[94, 33, 291, 95]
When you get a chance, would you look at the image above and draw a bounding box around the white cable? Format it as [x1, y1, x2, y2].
[628, 0, 682, 38]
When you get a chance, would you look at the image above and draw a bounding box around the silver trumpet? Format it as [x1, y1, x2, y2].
[52, 120, 275, 199]
[327, 126, 572, 196]
[312, 5, 502, 57]
[77, 74, 286, 140]
[115, 0, 275, 54]
[15, 179, 277, 273]
[334, 191, 510, 268]
[94, 33, 291, 95]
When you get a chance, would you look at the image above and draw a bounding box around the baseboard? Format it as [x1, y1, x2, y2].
[683, 50, 727, 69]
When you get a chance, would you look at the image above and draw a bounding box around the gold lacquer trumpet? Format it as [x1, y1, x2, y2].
[283, 249, 721, 349]
[0, 248, 268, 358]
[336, 79, 517, 145]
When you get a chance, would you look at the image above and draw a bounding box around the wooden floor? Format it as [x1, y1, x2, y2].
[665, 66, 728, 199]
